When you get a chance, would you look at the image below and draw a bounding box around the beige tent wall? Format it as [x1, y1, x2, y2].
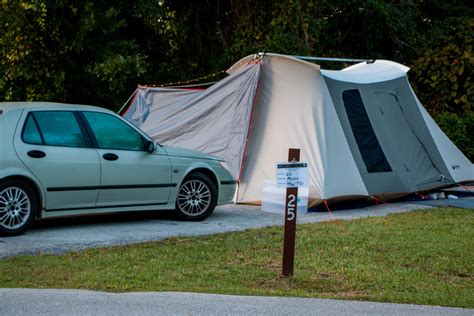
[234, 54, 368, 204]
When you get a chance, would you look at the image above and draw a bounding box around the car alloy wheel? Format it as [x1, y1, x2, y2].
[175, 173, 217, 220]
[0, 180, 36, 236]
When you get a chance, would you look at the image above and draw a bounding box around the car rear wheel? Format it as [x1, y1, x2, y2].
[175, 173, 217, 221]
[0, 180, 37, 236]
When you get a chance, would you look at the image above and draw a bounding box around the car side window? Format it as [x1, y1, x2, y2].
[82, 111, 145, 151]
[22, 115, 43, 145]
[22, 111, 87, 148]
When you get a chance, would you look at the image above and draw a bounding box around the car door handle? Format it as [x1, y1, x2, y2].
[27, 150, 46, 158]
[103, 153, 119, 161]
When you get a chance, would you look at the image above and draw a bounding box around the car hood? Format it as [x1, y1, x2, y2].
[161, 146, 222, 161]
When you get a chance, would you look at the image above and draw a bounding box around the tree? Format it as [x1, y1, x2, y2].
[0, 0, 472, 159]
[0, 1, 150, 109]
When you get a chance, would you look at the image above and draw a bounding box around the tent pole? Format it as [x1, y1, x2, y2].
[117, 87, 138, 115]
[291, 55, 371, 63]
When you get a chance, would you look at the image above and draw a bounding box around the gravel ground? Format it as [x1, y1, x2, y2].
[0, 202, 432, 258]
[1, 289, 472, 316]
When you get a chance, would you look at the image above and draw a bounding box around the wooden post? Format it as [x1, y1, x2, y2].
[282, 148, 300, 276]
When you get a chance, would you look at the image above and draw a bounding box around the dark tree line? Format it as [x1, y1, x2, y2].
[0, 0, 472, 158]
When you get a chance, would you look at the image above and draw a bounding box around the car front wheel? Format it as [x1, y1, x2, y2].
[0, 180, 37, 236]
[175, 173, 217, 221]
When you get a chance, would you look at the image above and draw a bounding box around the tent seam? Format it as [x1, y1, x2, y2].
[237, 61, 263, 201]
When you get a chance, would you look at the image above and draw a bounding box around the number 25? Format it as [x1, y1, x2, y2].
[287, 194, 296, 221]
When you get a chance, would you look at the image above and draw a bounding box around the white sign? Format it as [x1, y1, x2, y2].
[276, 162, 309, 188]
[261, 180, 308, 214]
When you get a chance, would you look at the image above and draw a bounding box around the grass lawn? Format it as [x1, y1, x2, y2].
[0, 208, 473, 308]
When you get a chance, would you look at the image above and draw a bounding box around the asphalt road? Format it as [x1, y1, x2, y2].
[0, 202, 431, 258]
[1, 289, 471, 316]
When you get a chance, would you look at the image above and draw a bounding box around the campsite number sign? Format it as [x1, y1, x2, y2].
[276, 162, 308, 189]
[278, 148, 307, 277]
[276, 160, 308, 223]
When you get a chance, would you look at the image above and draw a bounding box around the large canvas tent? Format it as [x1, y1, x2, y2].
[123, 53, 473, 206]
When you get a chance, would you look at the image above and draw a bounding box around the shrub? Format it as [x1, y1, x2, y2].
[434, 112, 474, 161]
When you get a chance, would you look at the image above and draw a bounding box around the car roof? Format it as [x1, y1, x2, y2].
[0, 102, 114, 114]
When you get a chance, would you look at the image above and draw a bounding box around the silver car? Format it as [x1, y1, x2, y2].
[0, 102, 236, 236]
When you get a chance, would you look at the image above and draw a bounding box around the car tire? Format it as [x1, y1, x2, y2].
[175, 172, 217, 221]
[0, 179, 37, 236]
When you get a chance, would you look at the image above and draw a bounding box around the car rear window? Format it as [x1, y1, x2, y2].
[22, 111, 87, 148]
[22, 115, 43, 145]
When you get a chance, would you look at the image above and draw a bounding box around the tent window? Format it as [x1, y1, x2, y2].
[342, 89, 392, 173]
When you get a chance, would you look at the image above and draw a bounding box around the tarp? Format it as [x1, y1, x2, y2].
[123, 63, 261, 179]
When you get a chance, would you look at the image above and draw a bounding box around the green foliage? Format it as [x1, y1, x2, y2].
[435, 112, 474, 161]
[0, 1, 152, 108]
[0, 0, 62, 101]
[313, 0, 420, 61]
[0, 0, 472, 157]
[188, 0, 423, 69]
[409, 17, 473, 160]
[410, 17, 473, 115]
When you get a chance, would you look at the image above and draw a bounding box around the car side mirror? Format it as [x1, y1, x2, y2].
[145, 140, 155, 153]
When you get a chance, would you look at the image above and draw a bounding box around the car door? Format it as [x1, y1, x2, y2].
[14, 110, 101, 211]
[80, 111, 172, 208]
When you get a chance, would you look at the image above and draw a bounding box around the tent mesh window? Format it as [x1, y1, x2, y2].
[342, 89, 392, 173]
